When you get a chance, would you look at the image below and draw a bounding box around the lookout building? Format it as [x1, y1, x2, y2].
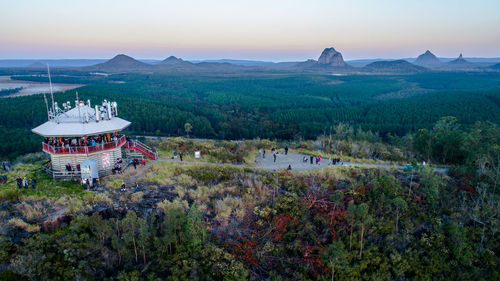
[32, 97, 157, 180]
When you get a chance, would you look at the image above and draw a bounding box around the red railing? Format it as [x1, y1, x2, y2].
[42, 136, 126, 155]
[124, 139, 158, 160]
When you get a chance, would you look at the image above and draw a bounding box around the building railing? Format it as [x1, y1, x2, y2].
[124, 139, 158, 160]
[42, 135, 126, 155]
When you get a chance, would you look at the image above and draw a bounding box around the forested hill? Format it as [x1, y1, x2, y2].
[1, 71, 500, 159]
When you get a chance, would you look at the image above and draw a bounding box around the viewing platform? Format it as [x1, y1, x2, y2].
[42, 135, 126, 155]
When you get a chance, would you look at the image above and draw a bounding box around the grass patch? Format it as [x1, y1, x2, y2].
[0, 189, 23, 203]
[16, 202, 45, 220]
[83, 192, 113, 205]
[8, 218, 40, 232]
[130, 192, 143, 202]
[54, 196, 89, 214]
[2, 162, 84, 200]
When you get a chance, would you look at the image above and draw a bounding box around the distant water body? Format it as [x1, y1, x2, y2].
[0, 76, 83, 98]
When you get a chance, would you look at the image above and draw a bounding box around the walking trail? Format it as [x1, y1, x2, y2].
[151, 152, 448, 174]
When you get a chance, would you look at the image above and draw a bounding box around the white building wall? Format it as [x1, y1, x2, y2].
[50, 147, 123, 176]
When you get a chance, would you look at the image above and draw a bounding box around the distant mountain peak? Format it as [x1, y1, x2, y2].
[318, 47, 346, 66]
[107, 54, 144, 65]
[88, 54, 149, 72]
[161, 56, 184, 64]
[415, 50, 441, 65]
[449, 53, 468, 64]
[362, 60, 428, 74]
[28, 62, 46, 68]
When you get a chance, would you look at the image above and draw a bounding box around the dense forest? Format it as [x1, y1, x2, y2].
[0, 71, 499, 160]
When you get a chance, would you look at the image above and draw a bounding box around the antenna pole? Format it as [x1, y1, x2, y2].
[47, 64, 55, 116]
[43, 93, 50, 121]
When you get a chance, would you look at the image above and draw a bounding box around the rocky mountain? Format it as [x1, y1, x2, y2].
[414, 50, 441, 66]
[318, 47, 346, 66]
[362, 60, 428, 74]
[449, 54, 468, 64]
[293, 47, 352, 72]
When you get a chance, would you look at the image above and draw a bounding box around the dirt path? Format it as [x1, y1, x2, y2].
[155, 152, 448, 174]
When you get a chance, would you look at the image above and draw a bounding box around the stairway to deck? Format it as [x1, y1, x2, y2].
[123, 139, 158, 160]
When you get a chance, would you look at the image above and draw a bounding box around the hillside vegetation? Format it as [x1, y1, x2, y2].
[0, 117, 498, 280]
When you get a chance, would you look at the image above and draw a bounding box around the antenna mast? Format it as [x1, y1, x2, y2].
[47, 64, 55, 118]
[43, 93, 50, 121]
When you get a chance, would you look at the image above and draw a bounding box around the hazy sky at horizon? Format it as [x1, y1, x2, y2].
[1, 0, 499, 61]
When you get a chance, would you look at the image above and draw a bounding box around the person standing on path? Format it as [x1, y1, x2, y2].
[263, 150, 266, 159]
[285, 146, 288, 155]
[258, 149, 262, 158]
[16, 176, 22, 189]
[310, 155, 313, 164]
[22, 177, 28, 189]
[273, 153, 277, 163]
[180, 152, 183, 161]
[30, 178, 36, 189]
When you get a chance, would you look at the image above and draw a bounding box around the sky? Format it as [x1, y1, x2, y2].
[1, 0, 499, 61]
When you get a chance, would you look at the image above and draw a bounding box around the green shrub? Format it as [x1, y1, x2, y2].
[0, 189, 22, 202]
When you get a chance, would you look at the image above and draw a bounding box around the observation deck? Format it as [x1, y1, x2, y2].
[42, 135, 126, 155]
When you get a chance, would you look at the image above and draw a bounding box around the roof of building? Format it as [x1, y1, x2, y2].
[32, 105, 131, 137]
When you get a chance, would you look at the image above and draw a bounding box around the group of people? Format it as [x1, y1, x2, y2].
[82, 177, 99, 190]
[329, 158, 343, 165]
[112, 158, 124, 174]
[16, 176, 35, 189]
[120, 181, 144, 192]
[172, 151, 183, 161]
[65, 163, 79, 172]
[303, 155, 322, 165]
[258, 146, 288, 163]
[2, 160, 11, 172]
[131, 158, 146, 169]
[43, 133, 121, 148]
